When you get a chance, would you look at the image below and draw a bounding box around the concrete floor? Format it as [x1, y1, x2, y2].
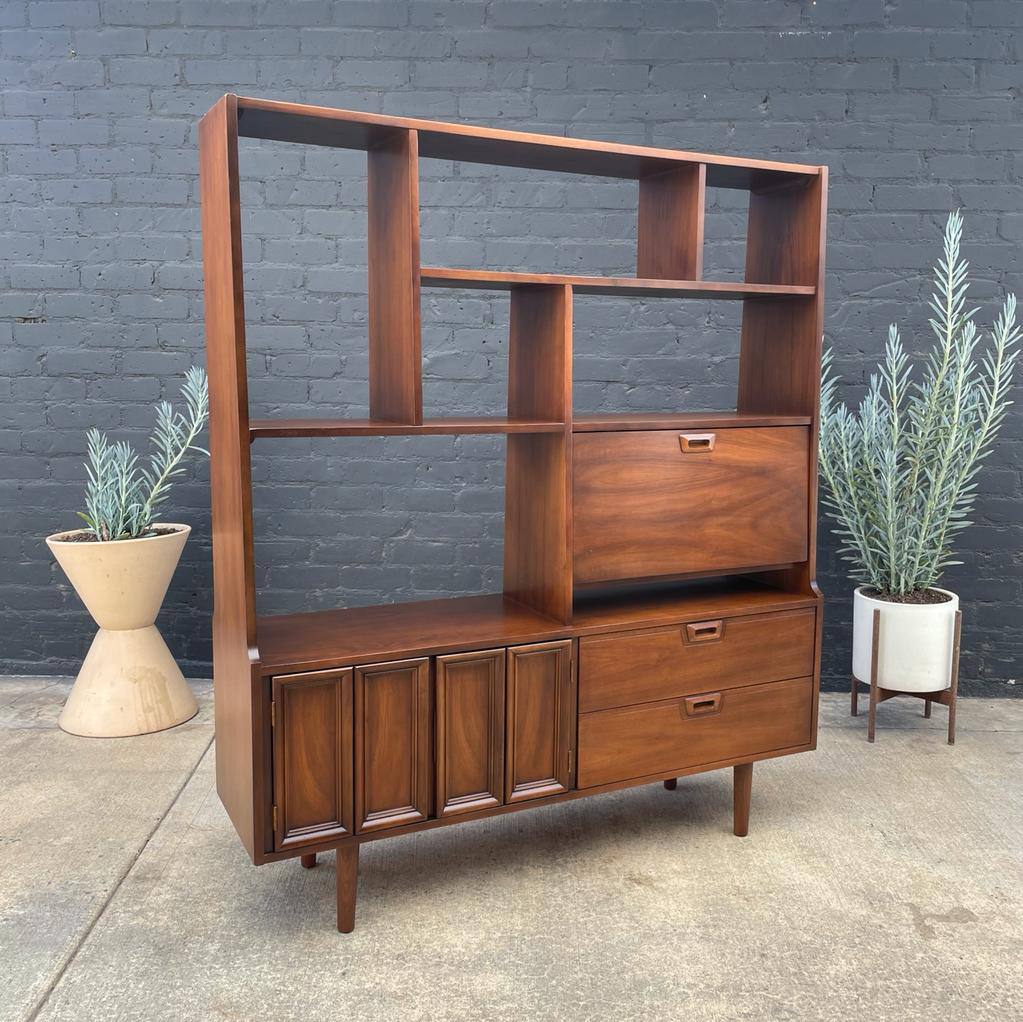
[1, 680, 1021, 1022]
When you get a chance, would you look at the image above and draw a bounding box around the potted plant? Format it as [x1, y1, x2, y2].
[819, 211, 1019, 695]
[46, 367, 209, 738]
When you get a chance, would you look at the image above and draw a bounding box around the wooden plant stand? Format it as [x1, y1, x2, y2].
[851, 608, 963, 744]
[198, 94, 828, 932]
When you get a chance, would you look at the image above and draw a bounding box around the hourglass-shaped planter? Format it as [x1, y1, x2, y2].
[46, 524, 198, 738]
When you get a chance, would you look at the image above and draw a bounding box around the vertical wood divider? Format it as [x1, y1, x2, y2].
[504, 284, 573, 624]
[199, 94, 261, 860]
[736, 168, 828, 631]
[637, 163, 706, 280]
[367, 127, 422, 424]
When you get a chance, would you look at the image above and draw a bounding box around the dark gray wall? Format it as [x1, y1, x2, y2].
[2, 0, 1020, 689]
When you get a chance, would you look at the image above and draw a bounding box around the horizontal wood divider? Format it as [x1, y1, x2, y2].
[248, 417, 567, 440]
[421, 266, 815, 299]
[235, 94, 821, 188]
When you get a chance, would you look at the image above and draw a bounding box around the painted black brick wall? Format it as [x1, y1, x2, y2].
[2, 0, 1020, 690]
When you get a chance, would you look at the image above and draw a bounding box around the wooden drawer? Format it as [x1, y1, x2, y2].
[578, 608, 816, 713]
[572, 427, 809, 583]
[577, 675, 813, 788]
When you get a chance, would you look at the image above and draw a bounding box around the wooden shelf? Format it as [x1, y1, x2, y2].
[572, 412, 812, 432]
[248, 417, 566, 440]
[257, 595, 567, 672]
[235, 95, 820, 190]
[421, 267, 815, 299]
[256, 580, 817, 673]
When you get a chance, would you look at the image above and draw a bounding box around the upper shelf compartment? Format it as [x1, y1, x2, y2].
[421, 267, 815, 300]
[234, 96, 820, 190]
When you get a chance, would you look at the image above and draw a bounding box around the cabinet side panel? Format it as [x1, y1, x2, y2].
[199, 94, 259, 861]
[504, 283, 573, 623]
[367, 128, 422, 423]
[738, 169, 827, 597]
[637, 163, 705, 280]
[505, 434, 572, 623]
[507, 283, 571, 422]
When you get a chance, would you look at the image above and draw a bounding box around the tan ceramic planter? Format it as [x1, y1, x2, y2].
[46, 524, 198, 737]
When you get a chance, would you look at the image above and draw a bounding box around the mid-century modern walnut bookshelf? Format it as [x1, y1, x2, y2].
[199, 94, 827, 933]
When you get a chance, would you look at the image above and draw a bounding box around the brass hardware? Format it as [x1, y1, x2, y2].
[678, 432, 716, 453]
[272, 805, 278, 832]
[270, 700, 276, 728]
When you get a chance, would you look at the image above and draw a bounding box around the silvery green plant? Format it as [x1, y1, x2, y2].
[78, 366, 209, 541]
[819, 211, 1019, 598]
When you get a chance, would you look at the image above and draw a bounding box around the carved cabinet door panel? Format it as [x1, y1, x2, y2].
[354, 657, 432, 833]
[272, 668, 354, 851]
[505, 639, 574, 804]
[435, 648, 506, 818]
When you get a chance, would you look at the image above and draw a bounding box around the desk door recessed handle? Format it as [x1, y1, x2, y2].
[685, 619, 723, 643]
[682, 693, 722, 718]
[678, 432, 715, 453]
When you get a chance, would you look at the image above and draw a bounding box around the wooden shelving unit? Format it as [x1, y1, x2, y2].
[200, 94, 827, 933]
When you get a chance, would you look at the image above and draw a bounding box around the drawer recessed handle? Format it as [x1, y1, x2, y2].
[683, 693, 723, 718]
[678, 432, 715, 453]
[685, 619, 724, 643]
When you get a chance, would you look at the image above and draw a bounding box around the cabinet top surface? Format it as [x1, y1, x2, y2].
[230, 94, 824, 187]
[255, 583, 819, 675]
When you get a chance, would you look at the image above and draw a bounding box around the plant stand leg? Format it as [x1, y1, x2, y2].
[733, 762, 753, 837]
[923, 698, 931, 719]
[336, 843, 359, 934]
[867, 608, 881, 744]
[948, 610, 962, 746]
[663, 778, 677, 791]
[300, 853, 317, 869]
[851, 674, 858, 716]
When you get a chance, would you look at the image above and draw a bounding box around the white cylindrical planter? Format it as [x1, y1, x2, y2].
[46, 524, 198, 737]
[852, 586, 959, 693]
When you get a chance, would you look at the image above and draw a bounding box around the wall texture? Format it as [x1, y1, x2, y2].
[2, 0, 1020, 690]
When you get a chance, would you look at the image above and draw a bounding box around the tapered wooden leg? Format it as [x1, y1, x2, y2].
[948, 610, 962, 746]
[336, 843, 359, 933]
[923, 698, 932, 719]
[851, 675, 858, 716]
[300, 853, 317, 869]
[733, 762, 753, 837]
[867, 608, 881, 743]
[663, 778, 677, 790]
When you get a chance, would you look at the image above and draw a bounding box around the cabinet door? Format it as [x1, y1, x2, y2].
[354, 658, 432, 833]
[505, 640, 574, 803]
[435, 649, 505, 818]
[272, 668, 354, 851]
[573, 427, 808, 583]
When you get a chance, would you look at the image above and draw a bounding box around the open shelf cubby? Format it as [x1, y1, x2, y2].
[200, 95, 827, 931]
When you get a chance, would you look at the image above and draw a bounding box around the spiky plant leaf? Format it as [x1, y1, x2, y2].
[819, 212, 1018, 597]
[74, 367, 209, 541]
